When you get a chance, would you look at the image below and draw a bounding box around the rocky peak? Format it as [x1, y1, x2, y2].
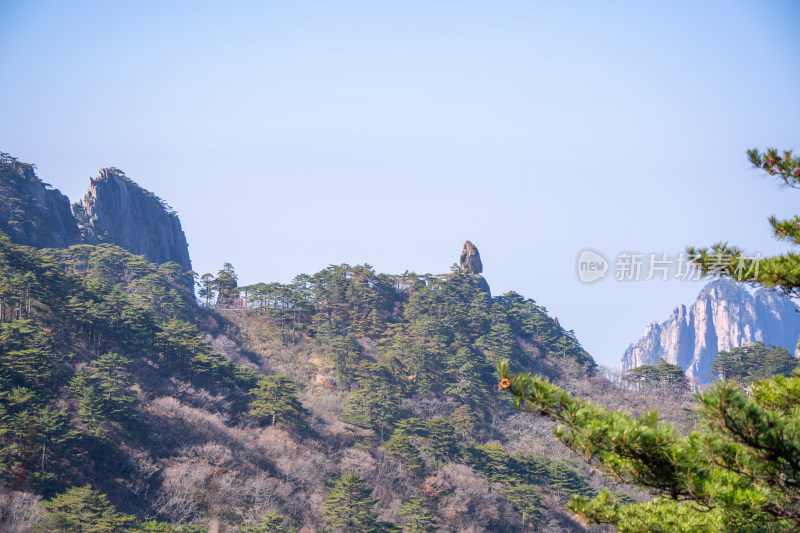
[0, 154, 192, 272]
[458, 240, 491, 301]
[459, 240, 483, 273]
[621, 279, 800, 383]
[0, 153, 81, 248]
[73, 168, 192, 271]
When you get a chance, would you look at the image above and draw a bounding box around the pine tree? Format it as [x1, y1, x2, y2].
[396, 498, 436, 532]
[546, 460, 593, 498]
[464, 444, 514, 483]
[34, 484, 136, 532]
[422, 418, 458, 461]
[512, 453, 549, 485]
[502, 484, 543, 528]
[69, 370, 107, 438]
[688, 148, 800, 297]
[477, 322, 517, 362]
[198, 273, 216, 307]
[322, 473, 380, 532]
[88, 352, 138, 419]
[711, 342, 798, 385]
[499, 360, 800, 531]
[214, 263, 238, 302]
[248, 375, 308, 428]
[449, 403, 480, 443]
[383, 430, 424, 476]
[135, 520, 208, 532]
[623, 358, 688, 389]
[443, 348, 488, 406]
[341, 380, 403, 441]
[242, 511, 295, 532]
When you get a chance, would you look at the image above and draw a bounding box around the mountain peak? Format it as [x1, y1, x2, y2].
[0, 152, 81, 248]
[75, 168, 191, 270]
[0, 153, 191, 271]
[459, 240, 483, 273]
[458, 240, 491, 301]
[622, 279, 800, 383]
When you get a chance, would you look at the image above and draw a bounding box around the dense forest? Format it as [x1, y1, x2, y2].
[1, 149, 798, 532]
[0, 225, 702, 532]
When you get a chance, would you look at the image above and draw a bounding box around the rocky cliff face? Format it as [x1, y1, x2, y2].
[0, 154, 82, 248]
[621, 279, 800, 383]
[459, 240, 491, 299]
[73, 168, 192, 271]
[0, 154, 191, 271]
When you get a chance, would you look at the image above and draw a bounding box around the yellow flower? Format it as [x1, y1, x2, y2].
[498, 378, 511, 390]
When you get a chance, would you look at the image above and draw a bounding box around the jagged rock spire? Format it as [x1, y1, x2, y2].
[459, 240, 483, 273]
[458, 240, 491, 302]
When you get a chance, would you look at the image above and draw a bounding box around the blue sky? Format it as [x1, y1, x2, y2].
[2, 0, 799, 368]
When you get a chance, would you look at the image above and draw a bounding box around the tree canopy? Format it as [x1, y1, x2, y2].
[711, 342, 798, 386]
[499, 360, 800, 532]
[623, 358, 688, 389]
[248, 375, 309, 428]
[33, 484, 136, 533]
[322, 473, 381, 532]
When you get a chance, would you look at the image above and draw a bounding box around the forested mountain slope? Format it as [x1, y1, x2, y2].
[0, 153, 698, 532]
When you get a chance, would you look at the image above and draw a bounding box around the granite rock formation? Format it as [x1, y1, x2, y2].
[459, 240, 491, 300]
[73, 168, 192, 271]
[0, 154, 191, 271]
[621, 279, 800, 383]
[0, 154, 82, 248]
[460, 240, 483, 273]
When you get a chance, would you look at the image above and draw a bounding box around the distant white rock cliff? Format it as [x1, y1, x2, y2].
[621, 280, 800, 383]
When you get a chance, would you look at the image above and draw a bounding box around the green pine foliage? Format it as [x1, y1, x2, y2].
[499, 360, 800, 531]
[501, 484, 543, 528]
[688, 148, 800, 298]
[0, 235, 257, 498]
[241, 512, 295, 533]
[623, 358, 688, 389]
[463, 442, 591, 523]
[134, 521, 207, 532]
[248, 375, 309, 428]
[68, 352, 138, 439]
[711, 342, 798, 385]
[322, 473, 381, 532]
[382, 430, 424, 476]
[33, 484, 136, 532]
[341, 379, 405, 441]
[224, 261, 599, 528]
[395, 498, 436, 532]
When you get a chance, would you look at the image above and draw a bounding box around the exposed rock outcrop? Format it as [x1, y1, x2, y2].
[74, 168, 191, 271]
[460, 240, 483, 273]
[459, 240, 491, 300]
[0, 154, 191, 271]
[0, 154, 82, 248]
[621, 279, 800, 383]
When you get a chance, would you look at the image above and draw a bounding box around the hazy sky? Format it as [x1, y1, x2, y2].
[2, 0, 799, 368]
